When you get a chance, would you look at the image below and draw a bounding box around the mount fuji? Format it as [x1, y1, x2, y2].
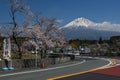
[60, 17, 120, 40]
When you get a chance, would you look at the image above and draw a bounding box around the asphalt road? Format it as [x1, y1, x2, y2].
[0, 57, 110, 80]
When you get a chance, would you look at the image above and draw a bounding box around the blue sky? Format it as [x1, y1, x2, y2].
[1, 0, 120, 27]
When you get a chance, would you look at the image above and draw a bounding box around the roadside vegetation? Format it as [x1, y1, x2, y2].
[68, 36, 120, 57]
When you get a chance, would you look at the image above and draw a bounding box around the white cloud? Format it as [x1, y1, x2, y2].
[56, 19, 63, 23]
[93, 21, 120, 32]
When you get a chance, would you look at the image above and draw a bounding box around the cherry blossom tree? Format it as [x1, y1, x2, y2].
[24, 14, 66, 59]
[7, 0, 33, 59]
[32, 14, 66, 49]
[1, 0, 66, 59]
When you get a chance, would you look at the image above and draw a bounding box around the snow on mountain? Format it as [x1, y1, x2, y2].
[60, 17, 120, 32]
[60, 17, 120, 40]
[61, 17, 96, 29]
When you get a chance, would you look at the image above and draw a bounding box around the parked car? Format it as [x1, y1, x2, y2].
[74, 51, 80, 56]
[47, 50, 54, 54]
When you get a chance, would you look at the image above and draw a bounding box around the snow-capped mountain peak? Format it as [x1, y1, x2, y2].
[63, 17, 95, 28]
[60, 17, 120, 32]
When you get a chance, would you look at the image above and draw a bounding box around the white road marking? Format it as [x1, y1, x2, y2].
[0, 57, 112, 78]
[0, 60, 86, 77]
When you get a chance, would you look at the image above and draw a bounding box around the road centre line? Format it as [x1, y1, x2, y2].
[47, 58, 112, 80]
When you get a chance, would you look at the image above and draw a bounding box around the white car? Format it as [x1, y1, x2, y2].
[74, 51, 80, 56]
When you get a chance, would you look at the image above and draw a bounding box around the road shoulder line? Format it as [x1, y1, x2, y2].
[0, 60, 86, 77]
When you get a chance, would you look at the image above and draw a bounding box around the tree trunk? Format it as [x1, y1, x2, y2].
[12, 34, 22, 59]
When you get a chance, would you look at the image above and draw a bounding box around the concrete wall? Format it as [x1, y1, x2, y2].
[0, 57, 70, 70]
